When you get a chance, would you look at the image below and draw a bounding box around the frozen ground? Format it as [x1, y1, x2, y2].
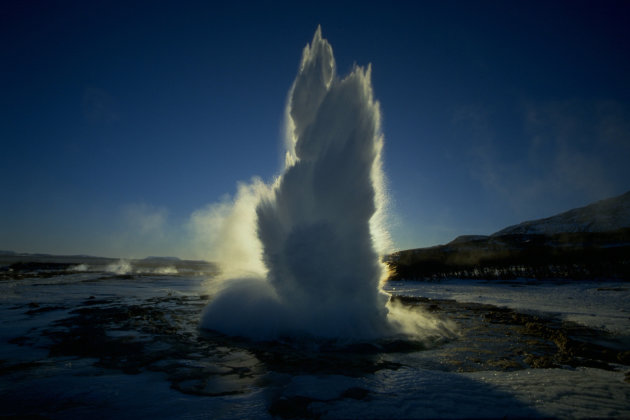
[1, 263, 629, 419]
[384, 279, 630, 339]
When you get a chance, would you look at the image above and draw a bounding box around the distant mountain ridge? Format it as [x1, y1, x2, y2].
[493, 191, 630, 236]
[387, 190, 630, 281]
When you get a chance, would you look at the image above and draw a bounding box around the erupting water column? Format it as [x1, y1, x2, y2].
[202, 27, 393, 340]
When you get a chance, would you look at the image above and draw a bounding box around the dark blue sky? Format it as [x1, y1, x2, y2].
[2, 1, 629, 257]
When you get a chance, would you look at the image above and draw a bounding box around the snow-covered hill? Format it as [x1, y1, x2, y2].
[493, 190, 630, 236]
[388, 190, 630, 281]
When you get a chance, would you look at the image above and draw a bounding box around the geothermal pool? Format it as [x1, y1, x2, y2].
[1, 262, 629, 419]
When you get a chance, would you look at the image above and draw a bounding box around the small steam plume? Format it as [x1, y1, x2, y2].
[201, 27, 453, 341]
[188, 179, 270, 279]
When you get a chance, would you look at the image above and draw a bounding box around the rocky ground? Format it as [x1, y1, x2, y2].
[2, 277, 629, 418]
[391, 295, 630, 375]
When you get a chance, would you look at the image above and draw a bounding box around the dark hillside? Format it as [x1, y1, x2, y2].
[386, 190, 630, 281]
[386, 228, 630, 281]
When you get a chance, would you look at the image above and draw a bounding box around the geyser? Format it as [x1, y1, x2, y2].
[202, 27, 448, 341]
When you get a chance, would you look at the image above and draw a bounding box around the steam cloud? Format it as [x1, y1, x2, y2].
[201, 27, 452, 341]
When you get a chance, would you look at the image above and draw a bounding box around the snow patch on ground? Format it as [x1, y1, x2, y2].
[465, 368, 630, 419]
[301, 367, 630, 419]
[385, 279, 630, 337]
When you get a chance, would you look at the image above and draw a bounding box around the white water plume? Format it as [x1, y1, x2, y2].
[202, 27, 451, 341]
[106, 259, 132, 275]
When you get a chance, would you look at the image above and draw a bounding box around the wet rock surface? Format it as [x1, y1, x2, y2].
[2, 289, 629, 418]
[391, 295, 630, 373]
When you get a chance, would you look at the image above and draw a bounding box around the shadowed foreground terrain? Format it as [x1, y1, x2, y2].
[1, 260, 629, 418]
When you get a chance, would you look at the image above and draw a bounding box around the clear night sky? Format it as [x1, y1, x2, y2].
[2, 1, 630, 258]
